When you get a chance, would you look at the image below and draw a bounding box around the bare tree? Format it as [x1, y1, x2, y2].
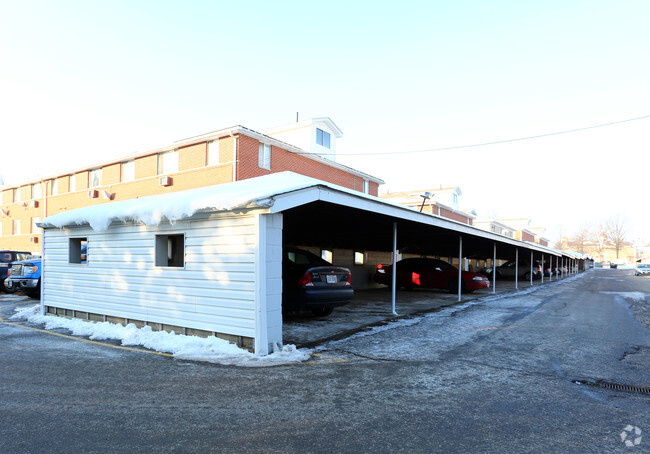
[589, 225, 607, 261]
[569, 225, 591, 253]
[605, 215, 629, 259]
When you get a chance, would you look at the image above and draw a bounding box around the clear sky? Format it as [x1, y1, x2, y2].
[1, 0, 649, 244]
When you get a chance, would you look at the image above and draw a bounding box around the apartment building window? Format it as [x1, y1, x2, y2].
[362, 180, 369, 194]
[158, 150, 179, 175]
[121, 160, 135, 182]
[316, 128, 331, 148]
[31, 217, 41, 234]
[13, 219, 21, 235]
[32, 183, 42, 199]
[69, 175, 76, 192]
[89, 169, 102, 188]
[14, 188, 21, 203]
[207, 140, 219, 166]
[52, 179, 59, 196]
[258, 143, 271, 170]
[155, 234, 184, 267]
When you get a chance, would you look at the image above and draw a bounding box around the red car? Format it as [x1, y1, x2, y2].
[374, 257, 490, 293]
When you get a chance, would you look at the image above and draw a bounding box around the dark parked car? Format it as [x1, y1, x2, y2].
[283, 247, 353, 316]
[1, 250, 31, 293]
[486, 260, 542, 280]
[374, 257, 490, 293]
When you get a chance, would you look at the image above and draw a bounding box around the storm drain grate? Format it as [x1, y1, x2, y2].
[572, 380, 650, 395]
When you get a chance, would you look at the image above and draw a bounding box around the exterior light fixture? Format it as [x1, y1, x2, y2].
[419, 191, 433, 212]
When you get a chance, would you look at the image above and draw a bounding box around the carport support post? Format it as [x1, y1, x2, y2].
[549, 255, 553, 282]
[492, 243, 497, 294]
[541, 255, 544, 284]
[391, 222, 398, 316]
[530, 251, 534, 286]
[458, 236, 463, 302]
[515, 248, 519, 290]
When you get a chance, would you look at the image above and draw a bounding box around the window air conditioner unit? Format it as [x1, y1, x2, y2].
[159, 176, 172, 186]
[29, 236, 39, 244]
[30, 200, 39, 208]
[88, 189, 99, 198]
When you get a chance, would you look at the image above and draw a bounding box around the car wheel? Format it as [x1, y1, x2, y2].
[2, 278, 17, 294]
[311, 307, 334, 317]
[523, 271, 531, 280]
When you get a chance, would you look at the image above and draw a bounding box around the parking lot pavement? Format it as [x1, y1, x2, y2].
[282, 277, 550, 347]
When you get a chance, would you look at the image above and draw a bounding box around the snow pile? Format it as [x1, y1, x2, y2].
[601, 292, 647, 302]
[40, 172, 326, 232]
[11, 305, 311, 367]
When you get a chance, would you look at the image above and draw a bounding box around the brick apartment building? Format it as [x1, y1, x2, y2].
[0, 118, 383, 252]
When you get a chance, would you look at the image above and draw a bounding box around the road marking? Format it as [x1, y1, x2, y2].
[0, 304, 174, 358]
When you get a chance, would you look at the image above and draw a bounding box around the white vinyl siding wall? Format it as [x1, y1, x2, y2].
[42, 213, 259, 339]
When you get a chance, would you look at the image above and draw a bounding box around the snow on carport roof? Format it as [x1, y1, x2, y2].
[40, 172, 324, 231]
[39, 171, 557, 256]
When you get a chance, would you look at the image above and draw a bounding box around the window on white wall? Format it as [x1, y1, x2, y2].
[13, 219, 20, 235]
[316, 128, 331, 148]
[258, 143, 271, 170]
[155, 234, 185, 267]
[158, 150, 179, 175]
[69, 175, 76, 192]
[321, 249, 333, 263]
[89, 169, 102, 188]
[69, 238, 88, 264]
[121, 160, 135, 182]
[32, 183, 42, 199]
[14, 188, 21, 203]
[52, 179, 59, 195]
[207, 140, 219, 166]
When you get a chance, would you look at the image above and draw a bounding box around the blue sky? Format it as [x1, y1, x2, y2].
[1, 1, 649, 243]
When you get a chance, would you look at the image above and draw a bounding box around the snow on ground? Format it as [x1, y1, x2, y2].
[601, 292, 647, 302]
[10, 305, 311, 367]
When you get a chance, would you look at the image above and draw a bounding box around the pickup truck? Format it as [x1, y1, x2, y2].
[1, 250, 31, 293]
[7, 257, 42, 299]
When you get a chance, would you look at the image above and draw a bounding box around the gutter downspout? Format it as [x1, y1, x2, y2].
[229, 131, 238, 182]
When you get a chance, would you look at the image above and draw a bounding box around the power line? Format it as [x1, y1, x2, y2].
[303, 114, 650, 157]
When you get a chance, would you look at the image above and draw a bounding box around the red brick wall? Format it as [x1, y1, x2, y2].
[439, 206, 471, 224]
[520, 231, 535, 242]
[236, 135, 378, 196]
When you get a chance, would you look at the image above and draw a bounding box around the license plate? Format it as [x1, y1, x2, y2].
[326, 275, 337, 284]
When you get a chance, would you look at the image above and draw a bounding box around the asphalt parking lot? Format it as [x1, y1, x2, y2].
[283, 277, 555, 346]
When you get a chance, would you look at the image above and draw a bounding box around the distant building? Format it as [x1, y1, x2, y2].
[380, 186, 474, 225]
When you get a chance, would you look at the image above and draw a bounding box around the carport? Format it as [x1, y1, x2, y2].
[272, 180, 560, 310]
[39, 172, 567, 355]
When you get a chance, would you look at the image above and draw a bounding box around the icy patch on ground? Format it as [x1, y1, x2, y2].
[11, 305, 311, 367]
[601, 292, 647, 302]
